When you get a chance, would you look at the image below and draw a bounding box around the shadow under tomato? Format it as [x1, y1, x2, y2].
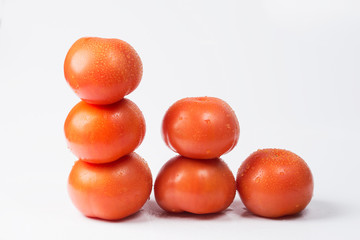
[233, 199, 345, 221]
[143, 199, 231, 220]
[85, 209, 146, 223]
[240, 209, 306, 220]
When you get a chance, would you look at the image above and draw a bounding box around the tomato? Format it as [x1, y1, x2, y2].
[64, 98, 145, 164]
[162, 97, 240, 159]
[68, 153, 152, 220]
[154, 155, 236, 214]
[64, 37, 143, 105]
[236, 149, 314, 218]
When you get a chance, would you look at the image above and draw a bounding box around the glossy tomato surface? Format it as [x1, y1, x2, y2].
[68, 153, 152, 221]
[154, 155, 236, 214]
[64, 98, 145, 164]
[236, 149, 314, 218]
[64, 37, 143, 105]
[162, 97, 240, 159]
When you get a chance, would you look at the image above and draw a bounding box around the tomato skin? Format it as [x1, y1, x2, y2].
[154, 155, 236, 214]
[64, 98, 145, 164]
[162, 97, 240, 159]
[68, 153, 152, 220]
[236, 149, 314, 218]
[64, 37, 143, 105]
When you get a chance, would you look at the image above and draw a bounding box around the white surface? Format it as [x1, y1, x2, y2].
[1, 0, 360, 239]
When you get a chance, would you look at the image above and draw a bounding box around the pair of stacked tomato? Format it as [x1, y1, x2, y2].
[63, 37, 152, 220]
[155, 96, 240, 214]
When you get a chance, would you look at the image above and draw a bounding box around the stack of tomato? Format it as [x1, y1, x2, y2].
[63, 37, 152, 220]
[155, 96, 240, 214]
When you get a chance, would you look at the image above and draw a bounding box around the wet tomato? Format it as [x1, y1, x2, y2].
[236, 149, 314, 218]
[64, 37, 143, 105]
[68, 153, 152, 220]
[154, 155, 236, 214]
[162, 97, 240, 159]
[64, 98, 145, 164]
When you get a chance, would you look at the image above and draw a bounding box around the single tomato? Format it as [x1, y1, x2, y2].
[154, 155, 236, 214]
[68, 153, 152, 220]
[162, 97, 240, 159]
[64, 37, 143, 105]
[236, 149, 314, 218]
[64, 98, 145, 164]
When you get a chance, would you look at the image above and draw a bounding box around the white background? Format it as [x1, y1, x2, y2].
[1, 0, 360, 239]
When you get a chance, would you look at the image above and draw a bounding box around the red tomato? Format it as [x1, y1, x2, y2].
[68, 153, 152, 220]
[162, 97, 240, 159]
[64, 98, 145, 164]
[64, 37, 143, 105]
[154, 155, 236, 214]
[236, 149, 314, 218]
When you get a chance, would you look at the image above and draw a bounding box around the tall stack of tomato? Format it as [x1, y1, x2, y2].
[63, 37, 152, 221]
[155, 96, 240, 214]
